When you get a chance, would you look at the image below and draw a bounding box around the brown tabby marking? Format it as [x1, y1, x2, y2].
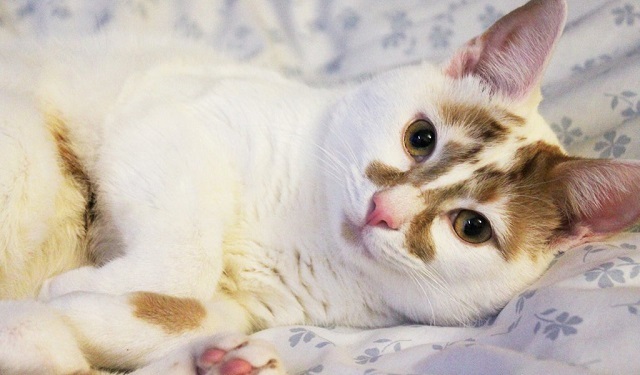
[405, 183, 466, 261]
[364, 101, 566, 262]
[46, 112, 96, 230]
[341, 221, 360, 245]
[365, 139, 568, 262]
[405, 210, 438, 262]
[365, 161, 407, 187]
[46, 113, 86, 185]
[438, 102, 523, 143]
[440, 103, 525, 134]
[413, 141, 482, 184]
[499, 142, 568, 259]
[365, 142, 481, 189]
[131, 292, 206, 334]
[366, 104, 521, 190]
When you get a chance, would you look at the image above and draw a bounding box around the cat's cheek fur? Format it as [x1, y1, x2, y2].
[422, 218, 554, 324]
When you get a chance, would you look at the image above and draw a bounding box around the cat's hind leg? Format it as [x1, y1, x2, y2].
[38, 95, 239, 301]
[0, 90, 90, 299]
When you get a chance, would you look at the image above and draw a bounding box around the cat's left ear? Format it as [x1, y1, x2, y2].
[444, 0, 567, 102]
[549, 159, 640, 250]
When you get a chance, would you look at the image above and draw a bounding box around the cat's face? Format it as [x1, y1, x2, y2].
[325, 64, 563, 325]
[323, 0, 640, 325]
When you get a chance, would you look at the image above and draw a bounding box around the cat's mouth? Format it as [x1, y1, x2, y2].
[342, 216, 406, 262]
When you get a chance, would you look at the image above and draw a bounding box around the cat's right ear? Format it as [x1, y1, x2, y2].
[444, 0, 567, 103]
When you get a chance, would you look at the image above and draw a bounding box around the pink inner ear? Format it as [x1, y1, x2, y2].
[444, 0, 567, 100]
[552, 159, 640, 245]
[585, 184, 640, 234]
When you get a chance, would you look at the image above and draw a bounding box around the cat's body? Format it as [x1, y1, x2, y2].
[1, 39, 555, 323]
[1, 1, 640, 374]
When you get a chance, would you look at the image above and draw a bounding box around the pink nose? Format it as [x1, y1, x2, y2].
[366, 193, 402, 230]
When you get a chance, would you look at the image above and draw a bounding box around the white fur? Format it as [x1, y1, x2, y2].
[3, 1, 627, 373]
[0, 301, 89, 374]
[0, 39, 562, 373]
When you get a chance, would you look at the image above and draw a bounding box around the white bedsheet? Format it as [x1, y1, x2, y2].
[2, 1, 639, 374]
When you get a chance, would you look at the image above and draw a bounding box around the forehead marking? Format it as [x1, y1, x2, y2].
[365, 141, 569, 263]
[366, 141, 481, 190]
[498, 142, 567, 260]
[366, 104, 521, 190]
[439, 102, 523, 144]
[470, 141, 567, 260]
[366, 161, 407, 187]
[413, 142, 482, 185]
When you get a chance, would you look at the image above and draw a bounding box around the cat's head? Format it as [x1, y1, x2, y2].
[325, 0, 640, 326]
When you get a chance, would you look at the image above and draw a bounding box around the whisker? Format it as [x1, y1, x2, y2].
[416, 265, 476, 324]
[326, 124, 359, 166]
[408, 268, 436, 325]
[268, 127, 352, 176]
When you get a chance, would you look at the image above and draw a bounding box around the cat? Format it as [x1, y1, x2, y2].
[1, 0, 639, 374]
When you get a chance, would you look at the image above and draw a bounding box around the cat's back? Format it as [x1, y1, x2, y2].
[1, 35, 315, 164]
[0, 37, 241, 297]
[0, 35, 339, 299]
[1, 36, 219, 145]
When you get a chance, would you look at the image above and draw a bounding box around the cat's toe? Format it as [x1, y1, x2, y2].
[196, 333, 285, 375]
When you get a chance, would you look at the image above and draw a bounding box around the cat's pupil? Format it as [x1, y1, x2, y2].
[410, 129, 434, 149]
[463, 216, 486, 237]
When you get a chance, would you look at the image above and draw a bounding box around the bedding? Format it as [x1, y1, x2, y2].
[2, 0, 639, 374]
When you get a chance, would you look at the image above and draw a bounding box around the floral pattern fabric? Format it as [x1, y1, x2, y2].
[2, 0, 639, 373]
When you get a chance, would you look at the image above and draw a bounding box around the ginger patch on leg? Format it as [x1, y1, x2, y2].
[130, 292, 206, 334]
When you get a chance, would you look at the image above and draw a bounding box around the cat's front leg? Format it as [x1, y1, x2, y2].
[7, 290, 256, 373]
[133, 333, 286, 375]
[38, 229, 225, 300]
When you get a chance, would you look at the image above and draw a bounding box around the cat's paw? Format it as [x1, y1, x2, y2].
[195, 333, 285, 375]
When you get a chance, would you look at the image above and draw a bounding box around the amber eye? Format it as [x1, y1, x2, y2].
[403, 119, 436, 161]
[453, 210, 492, 244]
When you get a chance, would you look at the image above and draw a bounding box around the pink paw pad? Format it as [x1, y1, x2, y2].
[197, 347, 255, 375]
[195, 335, 283, 375]
[219, 358, 254, 375]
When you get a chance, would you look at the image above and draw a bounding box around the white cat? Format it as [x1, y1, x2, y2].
[1, 0, 639, 374]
